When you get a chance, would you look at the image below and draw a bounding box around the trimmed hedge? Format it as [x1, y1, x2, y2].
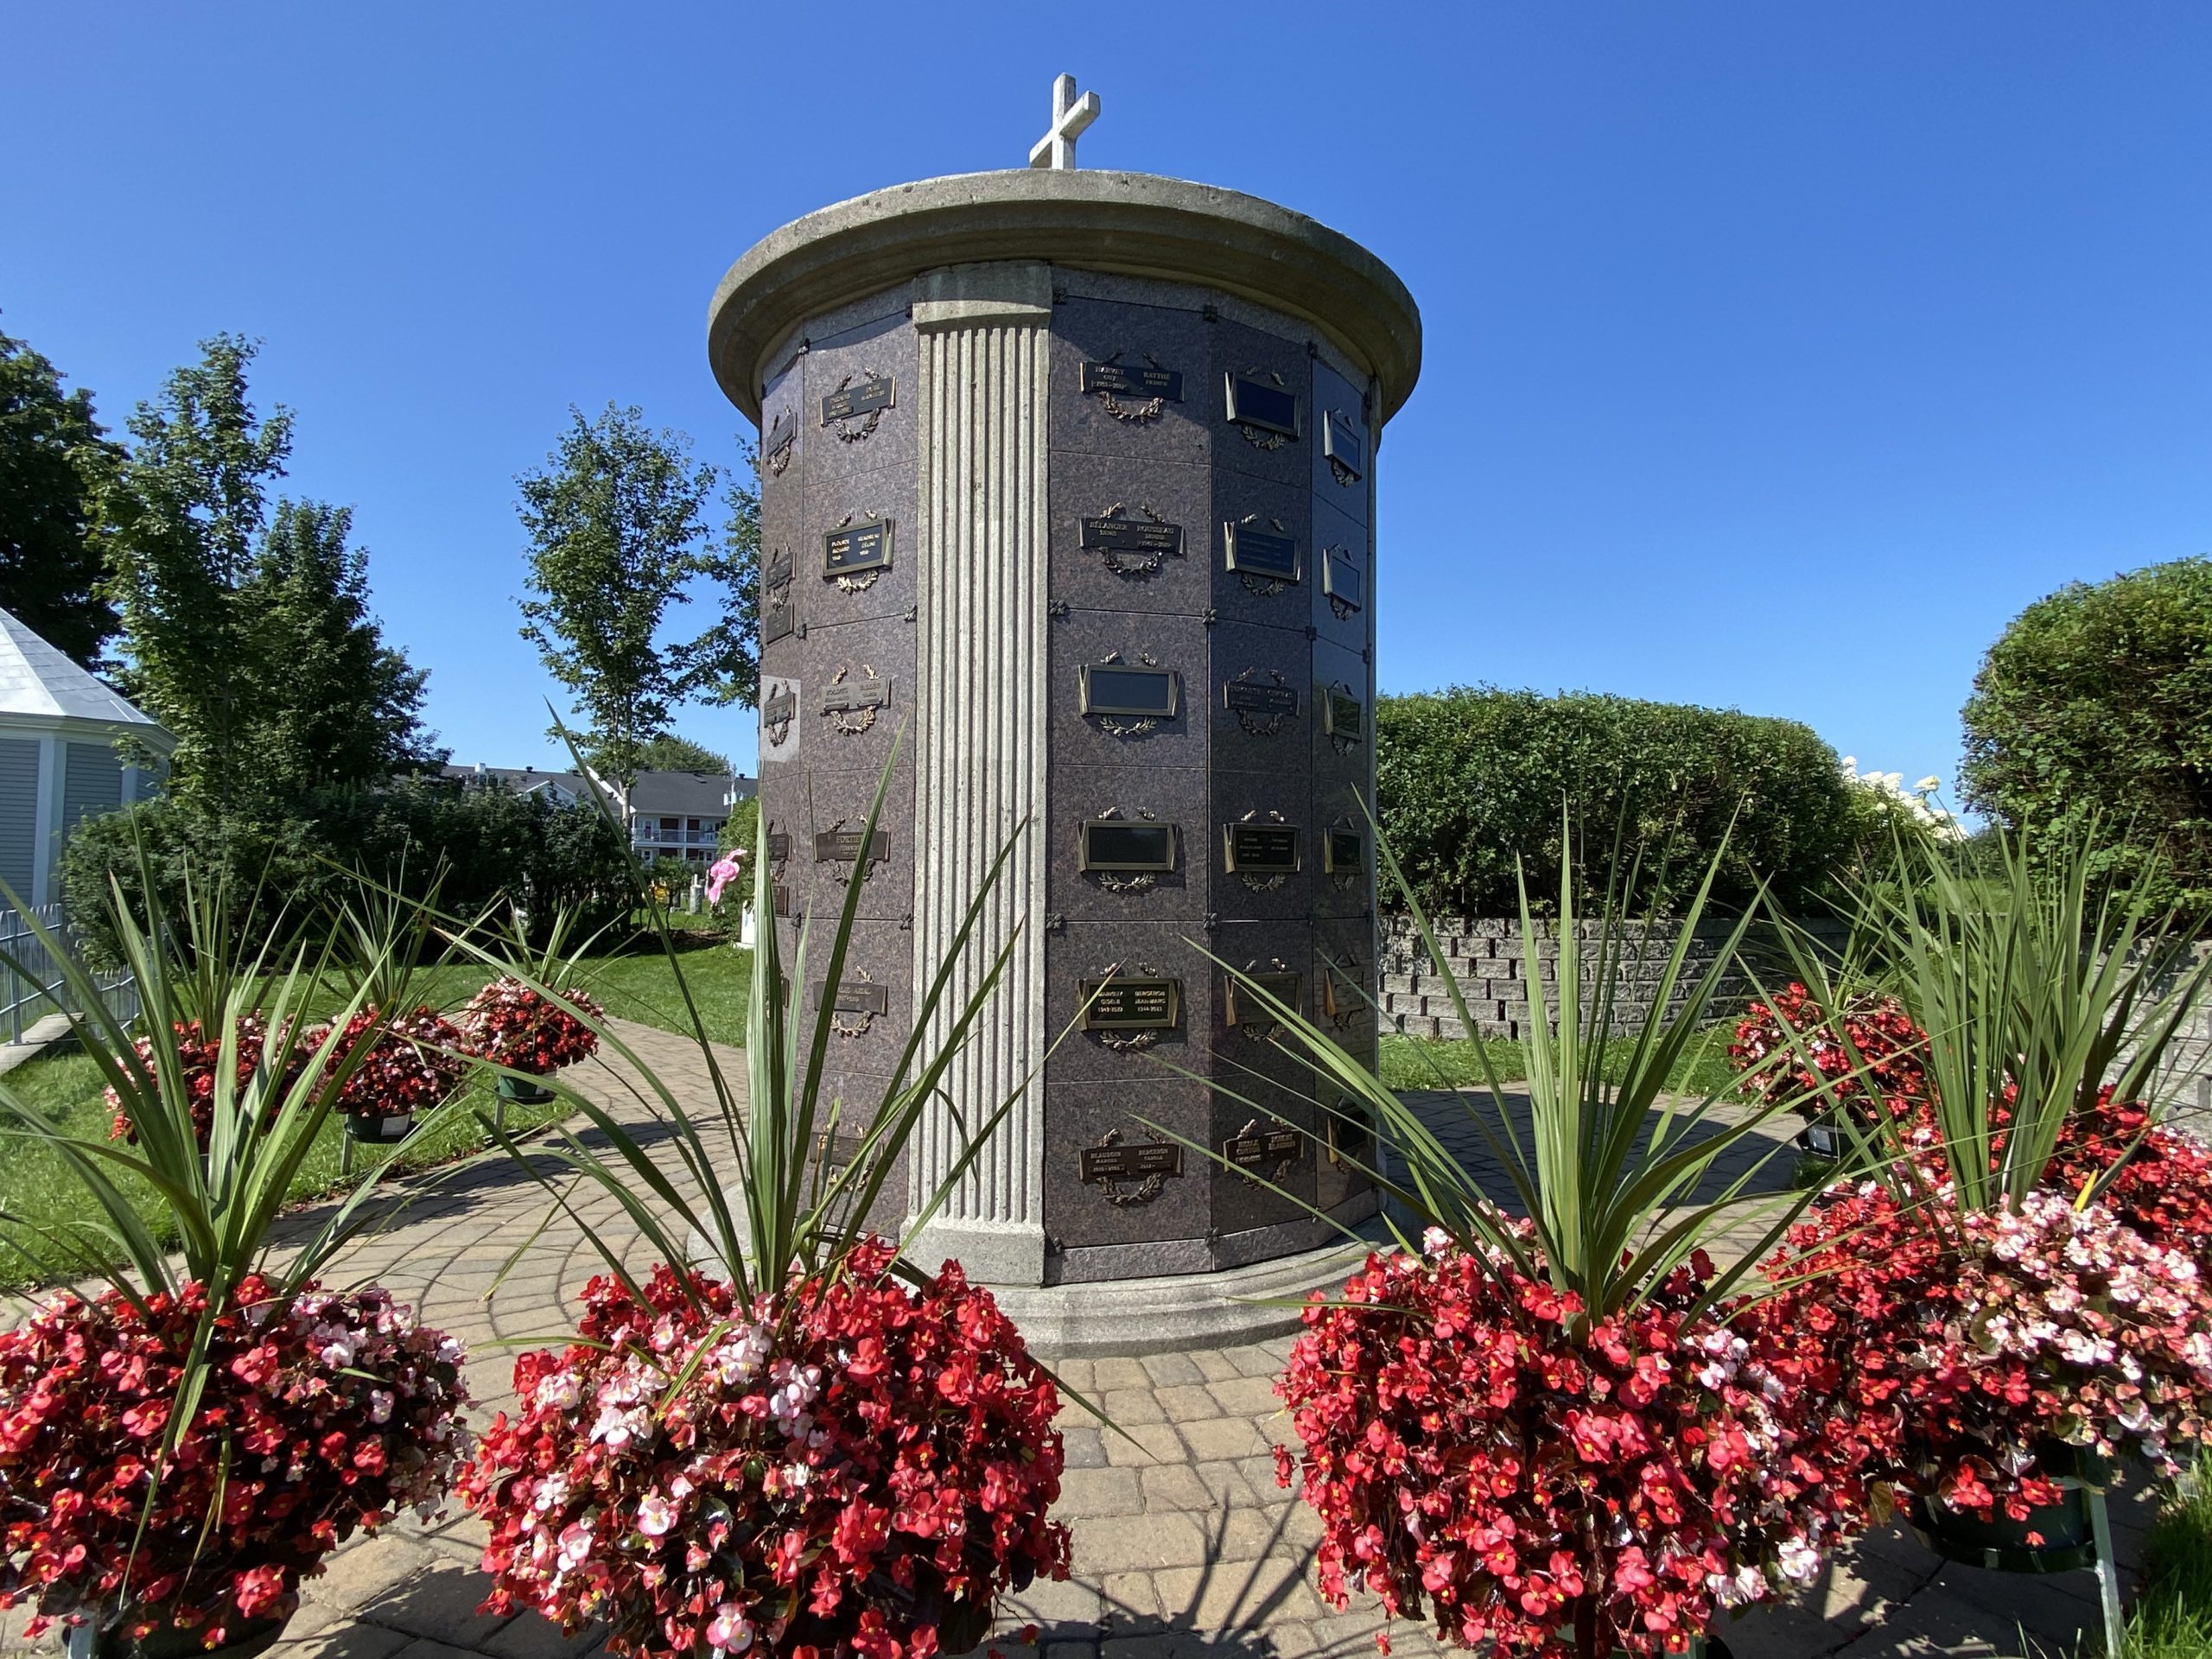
[60, 778, 635, 967]
[1961, 557, 2212, 915]
[1375, 688, 1858, 918]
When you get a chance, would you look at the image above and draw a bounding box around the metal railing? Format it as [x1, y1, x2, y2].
[0, 904, 140, 1046]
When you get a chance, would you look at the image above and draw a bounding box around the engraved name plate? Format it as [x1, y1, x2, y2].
[1223, 522, 1302, 584]
[1320, 547, 1364, 613]
[762, 688, 798, 729]
[1224, 679, 1298, 717]
[821, 677, 892, 715]
[811, 979, 891, 1016]
[1224, 1127, 1305, 1171]
[1081, 361, 1185, 401]
[764, 408, 798, 465]
[1322, 409, 1366, 481]
[824, 518, 893, 577]
[1079, 819, 1178, 873]
[1079, 976, 1183, 1032]
[1320, 964, 1364, 1021]
[1323, 687, 1364, 743]
[813, 828, 891, 864]
[821, 374, 894, 424]
[1081, 1141, 1184, 1183]
[1323, 826, 1365, 877]
[1223, 823, 1300, 875]
[1224, 373, 1300, 439]
[772, 883, 794, 918]
[1325, 1099, 1374, 1166]
[763, 592, 796, 645]
[1081, 515, 1185, 557]
[766, 830, 791, 861]
[1223, 971, 1302, 1027]
[1080, 664, 1180, 719]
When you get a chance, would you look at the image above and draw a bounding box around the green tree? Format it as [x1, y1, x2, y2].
[670, 442, 760, 712]
[635, 733, 732, 773]
[101, 335, 435, 810]
[1961, 556, 2212, 912]
[517, 407, 758, 788]
[0, 325, 124, 666]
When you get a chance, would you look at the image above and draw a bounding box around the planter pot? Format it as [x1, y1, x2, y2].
[497, 1074, 557, 1107]
[1796, 1119, 1847, 1161]
[343, 1109, 416, 1145]
[67, 1612, 288, 1659]
[1909, 1485, 2099, 1573]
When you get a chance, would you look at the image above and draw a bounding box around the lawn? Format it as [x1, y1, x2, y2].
[0, 931, 752, 1291]
[1378, 1022, 1741, 1096]
[2124, 1456, 2212, 1658]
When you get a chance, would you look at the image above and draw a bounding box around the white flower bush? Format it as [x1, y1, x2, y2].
[1840, 756, 1966, 842]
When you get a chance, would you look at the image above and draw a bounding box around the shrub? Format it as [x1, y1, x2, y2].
[1961, 556, 2212, 913]
[61, 779, 633, 967]
[1375, 688, 1857, 917]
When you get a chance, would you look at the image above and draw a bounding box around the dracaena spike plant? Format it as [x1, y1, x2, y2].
[0, 864, 471, 1653]
[455, 730, 1077, 1659]
[1171, 814, 1861, 1659]
[1745, 821, 2212, 1538]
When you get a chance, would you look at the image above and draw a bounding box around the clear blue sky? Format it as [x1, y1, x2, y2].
[5, 3, 2208, 801]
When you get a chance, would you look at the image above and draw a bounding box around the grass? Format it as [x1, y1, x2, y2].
[1378, 1022, 1741, 1096]
[2121, 1457, 2212, 1657]
[0, 930, 752, 1291]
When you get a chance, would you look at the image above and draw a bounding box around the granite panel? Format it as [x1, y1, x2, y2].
[1044, 451, 1211, 620]
[758, 357, 805, 509]
[1207, 1069, 1319, 1236]
[1314, 917, 1380, 1051]
[796, 613, 911, 784]
[1046, 607, 1208, 772]
[1040, 1077, 1212, 1255]
[1208, 768, 1314, 923]
[1310, 635, 1372, 861]
[801, 311, 917, 488]
[791, 916, 913, 1078]
[1310, 494, 1371, 655]
[1045, 297, 1212, 467]
[1205, 620, 1310, 777]
[759, 672, 802, 769]
[1208, 473, 1313, 635]
[1210, 318, 1312, 492]
[1205, 917, 1318, 1057]
[1044, 762, 1207, 925]
[1309, 358, 1372, 527]
[801, 459, 917, 630]
[1041, 919, 1213, 1085]
[793, 761, 914, 925]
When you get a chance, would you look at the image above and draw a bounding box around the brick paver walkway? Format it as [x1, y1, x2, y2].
[35, 1020, 2157, 1659]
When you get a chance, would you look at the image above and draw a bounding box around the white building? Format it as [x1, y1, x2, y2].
[0, 608, 170, 909]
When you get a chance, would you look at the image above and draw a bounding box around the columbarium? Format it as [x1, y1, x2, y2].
[708, 79, 1421, 1331]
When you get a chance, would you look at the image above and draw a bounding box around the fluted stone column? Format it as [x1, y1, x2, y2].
[905, 264, 1052, 1283]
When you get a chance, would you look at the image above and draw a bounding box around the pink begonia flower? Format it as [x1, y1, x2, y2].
[705, 852, 747, 906]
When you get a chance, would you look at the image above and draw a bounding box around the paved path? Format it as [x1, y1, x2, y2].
[22, 1022, 2159, 1658]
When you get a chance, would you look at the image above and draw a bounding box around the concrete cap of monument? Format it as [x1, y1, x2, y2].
[707, 168, 1422, 427]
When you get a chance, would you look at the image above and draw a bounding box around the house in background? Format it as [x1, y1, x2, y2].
[444, 764, 758, 869]
[0, 607, 171, 910]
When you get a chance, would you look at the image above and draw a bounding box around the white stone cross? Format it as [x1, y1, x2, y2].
[1027, 73, 1100, 170]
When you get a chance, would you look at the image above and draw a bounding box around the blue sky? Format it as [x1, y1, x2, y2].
[5, 3, 2208, 802]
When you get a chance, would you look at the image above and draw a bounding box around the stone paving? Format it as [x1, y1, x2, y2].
[24, 1020, 2161, 1658]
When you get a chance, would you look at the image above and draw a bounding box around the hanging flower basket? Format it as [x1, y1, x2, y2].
[495, 1073, 556, 1107]
[65, 1611, 289, 1659]
[343, 1109, 417, 1144]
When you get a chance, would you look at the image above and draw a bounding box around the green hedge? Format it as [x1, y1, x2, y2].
[1375, 688, 1858, 917]
[1961, 556, 2212, 915]
[60, 778, 635, 966]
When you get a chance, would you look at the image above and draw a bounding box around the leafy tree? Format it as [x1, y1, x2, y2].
[635, 733, 732, 773]
[101, 334, 437, 811]
[241, 500, 443, 790]
[670, 442, 761, 713]
[1961, 556, 2212, 912]
[0, 325, 124, 666]
[517, 409, 758, 789]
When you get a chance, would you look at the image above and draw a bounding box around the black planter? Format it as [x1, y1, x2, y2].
[343, 1109, 416, 1145]
[1796, 1119, 1847, 1161]
[497, 1074, 556, 1106]
[70, 1612, 288, 1659]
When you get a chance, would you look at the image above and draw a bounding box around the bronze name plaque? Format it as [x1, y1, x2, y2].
[1224, 373, 1300, 439]
[1320, 547, 1364, 613]
[1224, 1127, 1304, 1171]
[1081, 361, 1185, 401]
[1079, 664, 1179, 719]
[1323, 688, 1364, 742]
[823, 518, 893, 577]
[1079, 976, 1183, 1032]
[1223, 823, 1300, 875]
[1323, 827, 1364, 876]
[1223, 523, 1301, 584]
[1322, 409, 1366, 481]
[1079, 819, 1178, 873]
[1224, 679, 1298, 718]
[821, 374, 894, 424]
[821, 677, 891, 715]
[812, 979, 890, 1017]
[1223, 971, 1302, 1027]
[1080, 1141, 1184, 1184]
[1080, 515, 1185, 557]
[813, 829, 891, 864]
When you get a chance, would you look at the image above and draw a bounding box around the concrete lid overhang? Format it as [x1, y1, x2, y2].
[709, 168, 1421, 429]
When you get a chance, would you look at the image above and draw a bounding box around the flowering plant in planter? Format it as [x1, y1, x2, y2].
[457, 734, 1073, 1659]
[319, 1005, 474, 1128]
[462, 1244, 1067, 1659]
[0, 874, 473, 1654]
[0, 1276, 468, 1648]
[1726, 982, 1926, 1126]
[1194, 822, 1850, 1657]
[460, 976, 602, 1077]
[103, 1014, 312, 1147]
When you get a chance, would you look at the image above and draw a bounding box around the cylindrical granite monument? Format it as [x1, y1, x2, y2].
[709, 165, 1421, 1335]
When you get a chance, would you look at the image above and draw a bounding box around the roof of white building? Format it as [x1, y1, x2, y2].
[0, 607, 162, 728]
